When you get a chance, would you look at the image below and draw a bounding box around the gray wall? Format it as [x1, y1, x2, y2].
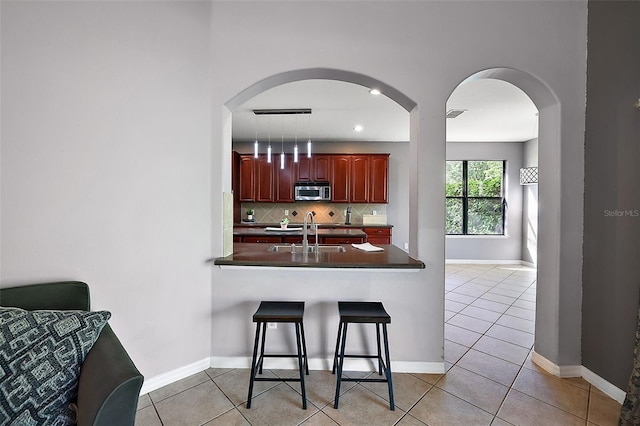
[445, 142, 524, 261]
[582, 1, 640, 390]
[0, 1, 215, 378]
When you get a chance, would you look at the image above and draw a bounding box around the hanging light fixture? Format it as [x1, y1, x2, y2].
[293, 115, 299, 163]
[307, 113, 312, 158]
[267, 116, 272, 163]
[280, 116, 285, 170]
[252, 109, 312, 164]
[253, 115, 259, 158]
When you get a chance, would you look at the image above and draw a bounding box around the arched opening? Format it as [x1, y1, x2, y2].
[444, 67, 579, 375]
[223, 68, 417, 255]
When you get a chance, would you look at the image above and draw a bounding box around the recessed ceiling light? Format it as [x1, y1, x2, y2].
[369, 89, 381, 96]
[353, 125, 364, 132]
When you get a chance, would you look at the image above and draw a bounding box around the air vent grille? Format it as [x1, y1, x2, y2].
[446, 109, 467, 119]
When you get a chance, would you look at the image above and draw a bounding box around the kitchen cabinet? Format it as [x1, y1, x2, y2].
[331, 154, 388, 203]
[296, 155, 332, 182]
[275, 154, 295, 202]
[255, 155, 275, 202]
[235, 152, 388, 204]
[238, 155, 255, 202]
[363, 227, 392, 244]
[237, 153, 295, 203]
[350, 155, 370, 203]
[369, 154, 389, 203]
[331, 156, 351, 202]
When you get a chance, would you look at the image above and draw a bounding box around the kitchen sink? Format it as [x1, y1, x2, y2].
[268, 244, 346, 253]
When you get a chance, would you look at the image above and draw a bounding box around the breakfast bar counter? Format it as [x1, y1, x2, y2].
[214, 243, 425, 269]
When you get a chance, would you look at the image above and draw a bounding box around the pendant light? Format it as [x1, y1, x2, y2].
[280, 116, 285, 170]
[267, 116, 272, 163]
[293, 115, 299, 163]
[253, 108, 311, 164]
[307, 114, 312, 158]
[253, 115, 259, 158]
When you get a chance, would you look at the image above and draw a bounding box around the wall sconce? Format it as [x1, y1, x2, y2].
[519, 167, 538, 185]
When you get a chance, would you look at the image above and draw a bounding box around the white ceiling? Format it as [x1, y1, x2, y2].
[231, 78, 538, 144]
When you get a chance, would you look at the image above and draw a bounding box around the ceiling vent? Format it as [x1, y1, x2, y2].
[446, 109, 467, 119]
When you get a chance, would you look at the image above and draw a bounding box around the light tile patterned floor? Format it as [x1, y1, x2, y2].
[135, 264, 622, 426]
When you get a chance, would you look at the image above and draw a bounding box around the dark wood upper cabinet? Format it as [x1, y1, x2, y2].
[234, 152, 389, 204]
[331, 156, 351, 202]
[295, 155, 331, 182]
[313, 155, 331, 181]
[295, 156, 313, 182]
[350, 155, 370, 203]
[238, 155, 255, 202]
[255, 155, 275, 202]
[275, 154, 295, 202]
[369, 154, 389, 203]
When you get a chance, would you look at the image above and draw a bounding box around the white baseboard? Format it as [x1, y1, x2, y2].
[446, 259, 530, 265]
[209, 356, 445, 374]
[582, 366, 627, 404]
[532, 351, 626, 404]
[531, 351, 582, 377]
[139, 358, 211, 396]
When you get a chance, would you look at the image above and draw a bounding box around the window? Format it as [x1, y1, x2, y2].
[446, 160, 505, 235]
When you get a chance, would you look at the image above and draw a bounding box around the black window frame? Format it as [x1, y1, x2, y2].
[446, 160, 506, 236]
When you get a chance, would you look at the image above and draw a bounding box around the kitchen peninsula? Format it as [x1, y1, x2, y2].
[210, 245, 440, 374]
[215, 243, 424, 269]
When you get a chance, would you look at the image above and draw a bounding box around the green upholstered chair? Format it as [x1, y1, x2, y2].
[0, 281, 143, 426]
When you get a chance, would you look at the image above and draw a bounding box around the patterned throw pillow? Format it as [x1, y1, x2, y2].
[0, 307, 111, 425]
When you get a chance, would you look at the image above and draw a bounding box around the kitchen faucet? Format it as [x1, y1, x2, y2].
[303, 211, 318, 253]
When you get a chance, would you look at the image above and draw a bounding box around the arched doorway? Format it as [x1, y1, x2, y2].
[445, 67, 580, 375]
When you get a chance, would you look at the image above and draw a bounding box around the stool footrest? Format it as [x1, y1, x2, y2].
[340, 377, 389, 383]
[253, 377, 303, 383]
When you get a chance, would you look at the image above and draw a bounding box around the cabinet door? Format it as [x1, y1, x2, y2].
[363, 227, 392, 244]
[369, 154, 389, 203]
[331, 156, 350, 202]
[296, 156, 313, 182]
[313, 155, 331, 181]
[275, 154, 295, 202]
[350, 155, 370, 203]
[255, 155, 274, 202]
[238, 155, 255, 202]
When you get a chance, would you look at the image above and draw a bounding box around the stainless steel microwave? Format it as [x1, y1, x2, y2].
[294, 183, 331, 201]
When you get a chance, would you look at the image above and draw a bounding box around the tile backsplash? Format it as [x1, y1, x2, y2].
[241, 202, 387, 225]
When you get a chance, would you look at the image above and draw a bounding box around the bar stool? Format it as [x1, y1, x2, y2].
[246, 301, 309, 409]
[332, 301, 394, 410]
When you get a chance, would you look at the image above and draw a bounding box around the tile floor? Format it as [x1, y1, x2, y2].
[135, 264, 622, 426]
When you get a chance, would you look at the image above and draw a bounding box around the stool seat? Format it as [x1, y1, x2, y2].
[333, 301, 394, 411]
[253, 301, 305, 322]
[247, 301, 308, 410]
[337, 301, 390, 323]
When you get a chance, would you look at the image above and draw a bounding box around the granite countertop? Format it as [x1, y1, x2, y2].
[236, 222, 392, 229]
[214, 243, 425, 269]
[233, 227, 367, 237]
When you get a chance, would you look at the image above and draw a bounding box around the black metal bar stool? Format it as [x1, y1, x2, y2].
[332, 301, 394, 410]
[247, 301, 309, 409]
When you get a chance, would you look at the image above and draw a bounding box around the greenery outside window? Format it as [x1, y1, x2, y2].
[446, 160, 506, 235]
